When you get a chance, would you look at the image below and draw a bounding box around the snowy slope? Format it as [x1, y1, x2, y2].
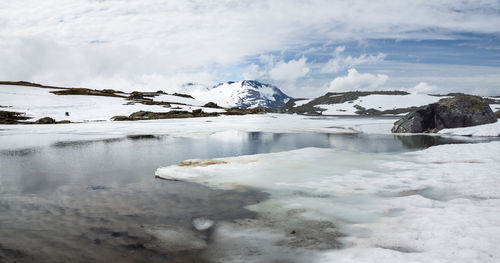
[317, 94, 445, 115]
[0, 85, 222, 122]
[185, 80, 291, 108]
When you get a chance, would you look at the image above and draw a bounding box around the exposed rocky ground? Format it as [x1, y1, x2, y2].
[0, 110, 30, 124]
[112, 107, 268, 121]
[0, 111, 70, 125]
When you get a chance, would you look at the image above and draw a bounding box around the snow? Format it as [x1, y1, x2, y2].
[156, 142, 500, 262]
[185, 81, 286, 108]
[439, 120, 500, 137]
[489, 104, 500, 112]
[192, 217, 215, 231]
[153, 94, 207, 106]
[294, 99, 312, 107]
[317, 94, 444, 115]
[0, 85, 224, 122]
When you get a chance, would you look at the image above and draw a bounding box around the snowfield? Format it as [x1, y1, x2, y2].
[156, 142, 500, 263]
[439, 120, 500, 137]
[0, 85, 223, 122]
[317, 94, 445, 115]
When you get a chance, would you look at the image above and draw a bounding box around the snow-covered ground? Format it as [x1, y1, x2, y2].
[489, 103, 500, 112]
[317, 94, 446, 115]
[293, 99, 312, 107]
[154, 94, 207, 106]
[156, 142, 500, 262]
[439, 121, 500, 137]
[0, 85, 223, 122]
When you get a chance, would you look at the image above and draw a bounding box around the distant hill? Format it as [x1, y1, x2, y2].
[283, 91, 500, 116]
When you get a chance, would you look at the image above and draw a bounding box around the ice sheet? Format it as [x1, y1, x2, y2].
[156, 142, 500, 262]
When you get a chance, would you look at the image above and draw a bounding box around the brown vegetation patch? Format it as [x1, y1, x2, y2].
[51, 88, 126, 98]
[179, 159, 228, 167]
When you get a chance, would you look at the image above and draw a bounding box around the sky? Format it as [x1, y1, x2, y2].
[0, 0, 499, 97]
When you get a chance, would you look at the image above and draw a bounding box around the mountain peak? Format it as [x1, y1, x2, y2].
[196, 80, 291, 109]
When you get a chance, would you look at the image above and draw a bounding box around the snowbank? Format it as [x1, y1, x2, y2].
[156, 142, 500, 262]
[439, 120, 500, 137]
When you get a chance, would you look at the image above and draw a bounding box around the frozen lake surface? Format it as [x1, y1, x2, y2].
[1, 115, 499, 262]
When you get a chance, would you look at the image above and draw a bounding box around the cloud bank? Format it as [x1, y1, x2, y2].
[328, 69, 389, 92]
[0, 0, 499, 94]
[321, 46, 386, 73]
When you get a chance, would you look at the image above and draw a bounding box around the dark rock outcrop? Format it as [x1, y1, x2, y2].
[0, 110, 30, 124]
[354, 105, 382, 115]
[51, 88, 125, 98]
[172, 93, 194, 99]
[203, 102, 222, 108]
[112, 109, 219, 121]
[224, 107, 267, 115]
[36, 117, 56, 124]
[392, 95, 497, 133]
[56, 120, 71, 124]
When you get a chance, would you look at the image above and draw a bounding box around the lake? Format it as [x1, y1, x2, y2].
[0, 131, 492, 262]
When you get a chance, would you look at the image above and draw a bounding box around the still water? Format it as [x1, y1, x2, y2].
[0, 131, 491, 262]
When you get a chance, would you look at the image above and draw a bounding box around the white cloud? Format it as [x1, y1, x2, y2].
[408, 82, 437, 94]
[321, 46, 386, 73]
[269, 57, 310, 82]
[80, 72, 216, 93]
[0, 0, 499, 94]
[328, 68, 389, 92]
[242, 55, 310, 83]
[242, 64, 267, 80]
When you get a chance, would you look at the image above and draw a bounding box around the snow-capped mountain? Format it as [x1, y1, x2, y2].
[185, 80, 292, 109]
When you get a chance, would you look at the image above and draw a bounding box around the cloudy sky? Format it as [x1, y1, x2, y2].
[1, 0, 499, 97]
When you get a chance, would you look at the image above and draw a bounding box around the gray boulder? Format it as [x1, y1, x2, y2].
[392, 95, 497, 133]
[36, 117, 56, 124]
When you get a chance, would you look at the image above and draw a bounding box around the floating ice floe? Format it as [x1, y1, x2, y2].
[156, 142, 500, 262]
[192, 217, 215, 231]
